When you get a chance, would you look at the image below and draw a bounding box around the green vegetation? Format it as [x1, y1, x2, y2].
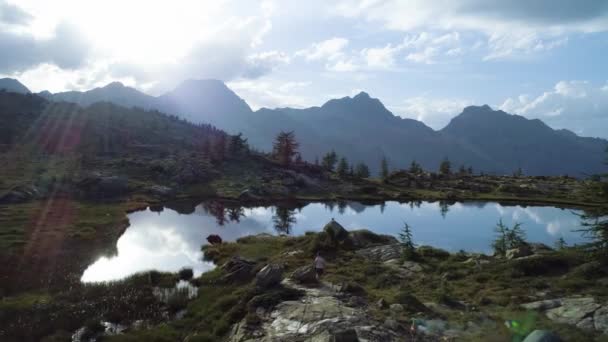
[321, 150, 337, 171]
[336, 157, 349, 177]
[272, 131, 299, 167]
[399, 222, 416, 260]
[380, 156, 389, 181]
[354, 162, 370, 178]
[492, 219, 526, 257]
[439, 157, 451, 175]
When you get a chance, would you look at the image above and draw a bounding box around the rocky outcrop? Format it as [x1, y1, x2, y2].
[522, 297, 608, 334]
[355, 244, 402, 262]
[256, 264, 284, 289]
[522, 330, 562, 342]
[220, 257, 256, 283]
[348, 229, 399, 249]
[290, 265, 318, 284]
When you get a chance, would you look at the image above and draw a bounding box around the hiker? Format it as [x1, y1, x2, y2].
[314, 252, 326, 279]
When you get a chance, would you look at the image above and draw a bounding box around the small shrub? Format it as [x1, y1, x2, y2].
[399, 222, 417, 260]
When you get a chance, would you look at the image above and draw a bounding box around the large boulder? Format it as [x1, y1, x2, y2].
[348, 229, 398, 249]
[323, 219, 348, 242]
[522, 330, 562, 342]
[220, 257, 256, 283]
[255, 264, 284, 288]
[290, 265, 318, 284]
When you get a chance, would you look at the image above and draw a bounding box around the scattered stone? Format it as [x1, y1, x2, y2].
[522, 330, 563, 342]
[332, 328, 358, 342]
[290, 265, 318, 284]
[522, 297, 608, 334]
[256, 264, 284, 288]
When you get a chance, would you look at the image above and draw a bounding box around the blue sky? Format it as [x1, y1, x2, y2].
[1, 0, 608, 137]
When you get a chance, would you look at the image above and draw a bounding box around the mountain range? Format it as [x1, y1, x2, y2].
[2, 78, 606, 176]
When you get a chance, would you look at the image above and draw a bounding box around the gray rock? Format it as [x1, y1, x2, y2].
[506, 245, 533, 259]
[521, 299, 563, 311]
[546, 297, 600, 327]
[220, 257, 256, 283]
[389, 304, 404, 312]
[291, 265, 318, 284]
[348, 229, 398, 249]
[522, 330, 562, 342]
[356, 244, 401, 262]
[255, 264, 283, 288]
[324, 219, 348, 242]
[594, 306, 608, 334]
[383, 319, 400, 330]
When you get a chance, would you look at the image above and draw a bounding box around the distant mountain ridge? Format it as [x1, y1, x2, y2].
[21, 78, 607, 177]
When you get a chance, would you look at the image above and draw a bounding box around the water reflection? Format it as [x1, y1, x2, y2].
[82, 200, 588, 282]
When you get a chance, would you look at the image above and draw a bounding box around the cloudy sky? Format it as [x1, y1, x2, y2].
[1, 0, 608, 138]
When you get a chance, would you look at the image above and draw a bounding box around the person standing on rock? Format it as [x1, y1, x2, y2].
[314, 252, 326, 279]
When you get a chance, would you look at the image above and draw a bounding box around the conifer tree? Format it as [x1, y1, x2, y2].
[337, 157, 349, 177]
[354, 162, 370, 178]
[272, 131, 299, 167]
[321, 150, 338, 171]
[380, 156, 389, 181]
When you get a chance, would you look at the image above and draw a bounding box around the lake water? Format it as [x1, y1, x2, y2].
[81, 201, 588, 283]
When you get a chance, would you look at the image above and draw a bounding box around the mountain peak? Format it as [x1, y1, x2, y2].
[103, 81, 126, 89]
[353, 91, 370, 99]
[0, 78, 30, 94]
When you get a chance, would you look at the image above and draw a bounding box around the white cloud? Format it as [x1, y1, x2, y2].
[401, 32, 462, 64]
[361, 43, 399, 69]
[227, 79, 313, 109]
[391, 95, 473, 129]
[296, 37, 349, 61]
[500, 80, 608, 137]
[332, 0, 608, 60]
[500, 80, 608, 120]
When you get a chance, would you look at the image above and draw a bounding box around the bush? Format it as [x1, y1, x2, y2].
[492, 219, 526, 257]
[178, 268, 194, 280]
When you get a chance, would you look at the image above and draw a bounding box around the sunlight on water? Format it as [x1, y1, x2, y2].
[81, 201, 586, 283]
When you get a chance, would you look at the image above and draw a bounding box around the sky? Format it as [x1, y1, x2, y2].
[1, 0, 608, 138]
